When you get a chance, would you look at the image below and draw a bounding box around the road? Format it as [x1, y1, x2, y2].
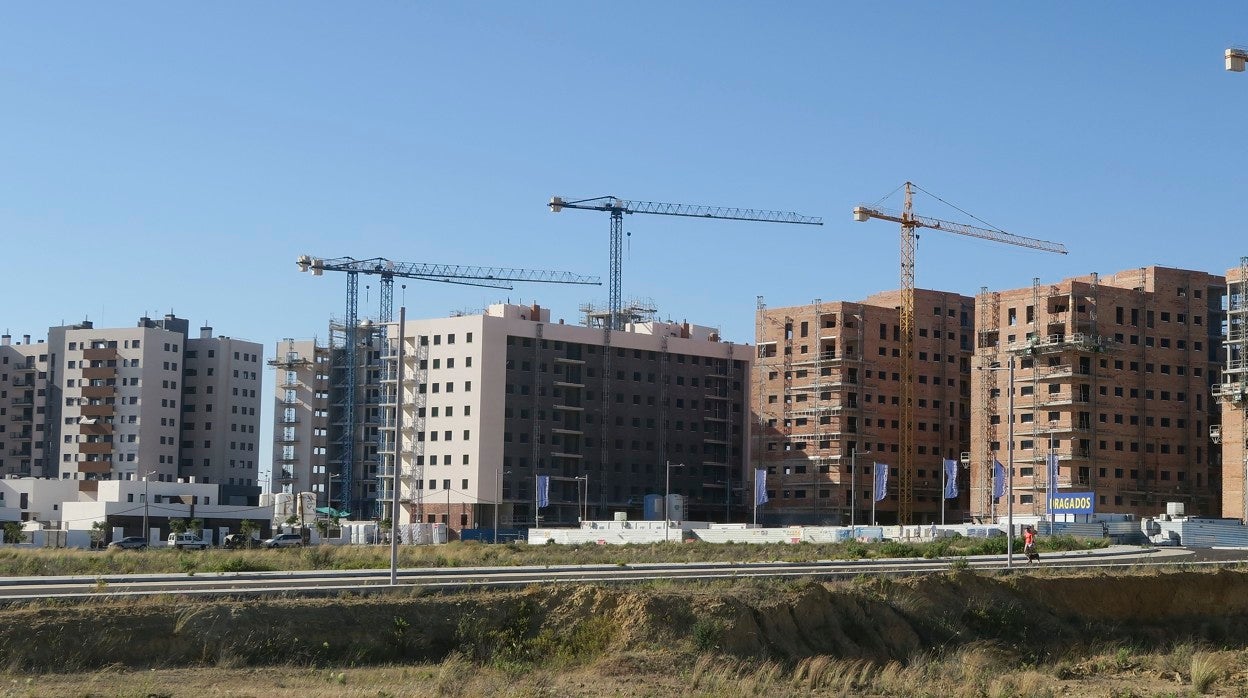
[0, 545, 1210, 601]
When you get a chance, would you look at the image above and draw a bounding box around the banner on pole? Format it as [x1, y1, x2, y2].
[943, 458, 959, 499]
[536, 475, 550, 509]
[992, 459, 1005, 502]
[873, 462, 888, 502]
[754, 468, 769, 505]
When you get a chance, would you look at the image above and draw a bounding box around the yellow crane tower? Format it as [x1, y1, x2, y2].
[853, 182, 1067, 524]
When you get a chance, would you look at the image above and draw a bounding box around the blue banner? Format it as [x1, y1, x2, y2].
[536, 475, 550, 509]
[992, 459, 1005, 502]
[943, 459, 959, 499]
[873, 462, 888, 502]
[1049, 491, 1095, 515]
[1047, 453, 1060, 488]
[754, 468, 769, 505]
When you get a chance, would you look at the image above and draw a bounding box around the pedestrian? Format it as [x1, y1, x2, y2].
[1023, 525, 1039, 564]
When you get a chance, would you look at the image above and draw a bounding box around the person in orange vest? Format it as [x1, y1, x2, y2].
[1023, 525, 1039, 564]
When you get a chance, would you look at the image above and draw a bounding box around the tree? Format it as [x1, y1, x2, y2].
[284, 514, 299, 527]
[238, 519, 258, 548]
[188, 518, 203, 534]
[169, 518, 187, 535]
[3, 522, 26, 545]
[89, 520, 109, 550]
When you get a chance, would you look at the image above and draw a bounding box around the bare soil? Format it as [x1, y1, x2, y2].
[2, 566, 1247, 696]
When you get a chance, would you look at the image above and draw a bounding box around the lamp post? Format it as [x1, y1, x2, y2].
[141, 469, 157, 544]
[574, 475, 588, 523]
[390, 306, 406, 586]
[849, 447, 870, 529]
[982, 357, 1016, 569]
[1006, 356, 1015, 568]
[494, 468, 512, 543]
[665, 460, 684, 542]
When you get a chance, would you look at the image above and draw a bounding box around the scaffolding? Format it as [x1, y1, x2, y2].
[1218, 257, 1248, 519]
[268, 339, 314, 497]
[976, 287, 1000, 520]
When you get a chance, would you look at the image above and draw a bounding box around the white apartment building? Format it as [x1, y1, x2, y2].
[0, 315, 262, 505]
[0, 334, 47, 477]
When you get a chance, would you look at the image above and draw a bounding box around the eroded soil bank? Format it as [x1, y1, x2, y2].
[2, 568, 1246, 673]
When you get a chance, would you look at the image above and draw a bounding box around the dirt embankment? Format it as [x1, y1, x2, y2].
[4, 569, 1248, 672]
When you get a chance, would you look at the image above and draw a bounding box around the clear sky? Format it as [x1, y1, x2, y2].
[4, 3, 1248, 485]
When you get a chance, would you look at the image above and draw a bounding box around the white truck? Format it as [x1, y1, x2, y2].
[167, 532, 210, 550]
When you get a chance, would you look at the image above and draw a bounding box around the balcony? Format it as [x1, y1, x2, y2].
[82, 366, 116, 380]
[10, 396, 33, 406]
[81, 386, 114, 399]
[78, 461, 112, 474]
[80, 404, 115, 418]
[79, 442, 113, 455]
[82, 347, 118, 361]
[12, 363, 35, 373]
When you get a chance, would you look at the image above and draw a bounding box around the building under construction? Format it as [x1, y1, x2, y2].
[1218, 259, 1248, 520]
[379, 302, 753, 533]
[753, 289, 974, 526]
[971, 266, 1225, 522]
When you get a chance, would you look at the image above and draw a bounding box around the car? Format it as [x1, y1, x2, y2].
[167, 532, 210, 550]
[222, 533, 254, 549]
[107, 536, 149, 550]
[263, 532, 304, 549]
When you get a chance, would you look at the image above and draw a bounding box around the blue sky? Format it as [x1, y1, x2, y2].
[4, 3, 1248, 483]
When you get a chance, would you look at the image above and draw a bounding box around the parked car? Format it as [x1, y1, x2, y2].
[167, 532, 210, 550]
[222, 533, 254, 549]
[108, 536, 149, 550]
[262, 532, 304, 549]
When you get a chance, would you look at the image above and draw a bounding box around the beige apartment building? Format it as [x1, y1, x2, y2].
[753, 289, 975, 526]
[0, 335, 46, 477]
[971, 267, 1225, 522]
[1218, 259, 1248, 520]
[364, 302, 752, 533]
[0, 315, 262, 505]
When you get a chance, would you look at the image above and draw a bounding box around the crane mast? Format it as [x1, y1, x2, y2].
[853, 183, 1067, 524]
[296, 254, 600, 521]
[550, 196, 823, 330]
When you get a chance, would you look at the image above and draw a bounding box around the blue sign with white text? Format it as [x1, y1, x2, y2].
[1048, 491, 1095, 515]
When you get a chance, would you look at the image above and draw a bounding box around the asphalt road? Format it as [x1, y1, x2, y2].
[0, 545, 1209, 602]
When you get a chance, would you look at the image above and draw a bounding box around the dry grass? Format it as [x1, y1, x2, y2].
[0, 534, 1109, 578]
[1190, 650, 1229, 694]
[0, 641, 1244, 698]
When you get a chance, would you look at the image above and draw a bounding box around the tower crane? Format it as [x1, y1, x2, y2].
[548, 196, 823, 330]
[852, 183, 1067, 524]
[296, 254, 601, 517]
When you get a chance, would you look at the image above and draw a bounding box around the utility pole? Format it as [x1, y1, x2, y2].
[389, 306, 405, 586]
[665, 461, 684, 542]
[142, 470, 156, 543]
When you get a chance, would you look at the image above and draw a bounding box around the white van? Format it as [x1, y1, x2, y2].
[167, 532, 209, 550]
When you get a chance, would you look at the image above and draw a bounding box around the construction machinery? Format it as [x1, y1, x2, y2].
[548, 196, 823, 331]
[1227, 47, 1248, 72]
[852, 183, 1067, 523]
[296, 254, 600, 517]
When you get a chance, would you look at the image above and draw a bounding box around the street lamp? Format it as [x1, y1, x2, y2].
[665, 461, 684, 542]
[849, 446, 870, 528]
[141, 469, 157, 544]
[494, 468, 511, 543]
[982, 357, 1016, 569]
[574, 475, 588, 523]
